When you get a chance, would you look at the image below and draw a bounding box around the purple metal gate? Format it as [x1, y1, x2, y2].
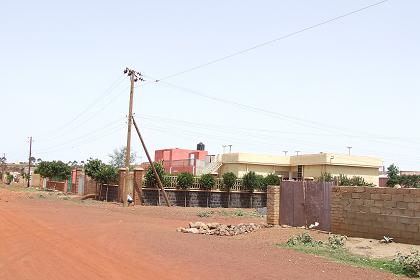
[280, 181, 332, 231]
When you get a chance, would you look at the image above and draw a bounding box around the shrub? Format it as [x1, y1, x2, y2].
[199, 174, 216, 190]
[6, 174, 14, 184]
[395, 250, 420, 277]
[145, 162, 165, 187]
[338, 174, 375, 187]
[263, 174, 281, 187]
[242, 171, 263, 191]
[317, 172, 334, 182]
[287, 232, 317, 246]
[177, 172, 194, 189]
[328, 234, 347, 249]
[222, 172, 237, 190]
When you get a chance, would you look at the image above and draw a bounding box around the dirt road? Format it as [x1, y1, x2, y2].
[0, 188, 401, 279]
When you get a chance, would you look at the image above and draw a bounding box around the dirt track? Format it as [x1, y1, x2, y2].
[0, 188, 402, 280]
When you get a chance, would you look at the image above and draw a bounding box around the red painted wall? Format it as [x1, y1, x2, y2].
[154, 148, 208, 175]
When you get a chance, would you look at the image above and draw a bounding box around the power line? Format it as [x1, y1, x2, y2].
[34, 117, 125, 153]
[150, 0, 389, 82]
[38, 76, 126, 141]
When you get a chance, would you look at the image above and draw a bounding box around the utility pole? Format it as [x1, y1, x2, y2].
[295, 150, 301, 156]
[222, 145, 227, 154]
[346, 146, 352, 156]
[123, 67, 143, 207]
[283, 151, 288, 156]
[228, 145, 232, 153]
[27, 137, 32, 188]
[132, 117, 171, 207]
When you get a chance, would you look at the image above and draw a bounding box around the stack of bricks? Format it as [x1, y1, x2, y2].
[266, 186, 280, 226]
[331, 186, 420, 244]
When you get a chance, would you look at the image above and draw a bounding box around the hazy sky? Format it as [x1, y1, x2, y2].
[1, 0, 419, 170]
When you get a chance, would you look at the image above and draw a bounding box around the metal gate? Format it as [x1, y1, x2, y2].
[77, 176, 84, 195]
[280, 181, 333, 231]
[67, 175, 72, 193]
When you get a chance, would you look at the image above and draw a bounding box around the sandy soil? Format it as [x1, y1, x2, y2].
[346, 237, 420, 259]
[0, 186, 405, 280]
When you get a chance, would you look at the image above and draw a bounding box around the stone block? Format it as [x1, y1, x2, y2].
[397, 201, 408, 209]
[392, 194, 404, 202]
[370, 207, 381, 214]
[381, 194, 392, 201]
[404, 195, 416, 203]
[383, 201, 397, 208]
[364, 199, 374, 207]
[374, 200, 384, 207]
[371, 194, 381, 200]
[408, 203, 419, 210]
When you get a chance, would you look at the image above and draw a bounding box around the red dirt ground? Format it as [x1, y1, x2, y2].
[0, 188, 403, 280]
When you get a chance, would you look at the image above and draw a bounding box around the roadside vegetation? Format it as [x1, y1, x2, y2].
[197, 209, 264, 218]
[280, 232, 420, 278]
[317, 172, 375, 187]
[387, 164, 420, 188]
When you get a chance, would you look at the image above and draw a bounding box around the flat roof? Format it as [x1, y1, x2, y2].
[218, 152, 382, 168]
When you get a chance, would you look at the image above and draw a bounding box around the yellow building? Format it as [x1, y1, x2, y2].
[211, 152, 382, 186]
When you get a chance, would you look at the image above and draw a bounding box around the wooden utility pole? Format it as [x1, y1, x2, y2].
[27, 137, 32, 188]
[123, 68, 143, 207]
[132, 117, 171, 207]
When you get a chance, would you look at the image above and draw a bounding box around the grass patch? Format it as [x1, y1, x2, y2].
[278, 233, 417, 278]
[196, 209, 263, 218]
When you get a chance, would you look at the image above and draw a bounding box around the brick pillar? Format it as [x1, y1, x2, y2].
[133, 167, 144, 205]
[73, 168, 83, 194]
[118, 168, 127, 203]
[267, 186, 280, 226]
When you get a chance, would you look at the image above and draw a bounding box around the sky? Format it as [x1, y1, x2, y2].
[1, 0, 419, 170]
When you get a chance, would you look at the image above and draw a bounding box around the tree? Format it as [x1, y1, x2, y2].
[96, 165, 119, 185]
[145, 162, 165, 187]
[387, 164, 400, 187]
[108, 146, 137, 168]
[222, 172, 237, 207]
[84, 158, 103, 179]
[263, 174, 281, 189]
[243, 171, 263, 192]
[199, 174, 216, 207]
[222, 172, 237, 190]
[199, 174, 216, 190]
[34, 161, 71, 181]
[85, 158, 118, 185]
[177, 172, 194, 207]
[177, 172, 194, 189]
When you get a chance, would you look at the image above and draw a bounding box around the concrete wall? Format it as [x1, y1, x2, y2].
[141, 189, 266, 208]
[331, 186, 420, 244]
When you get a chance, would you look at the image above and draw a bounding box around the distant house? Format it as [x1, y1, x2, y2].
[209, 152, 382, 186]
[154, 144, 210, 175]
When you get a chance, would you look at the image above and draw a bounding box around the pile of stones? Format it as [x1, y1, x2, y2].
[177, 221, 266, 236]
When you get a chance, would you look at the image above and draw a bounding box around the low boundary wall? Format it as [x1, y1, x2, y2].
[332, 186, 420, 244]
[142, 188, 266, 208]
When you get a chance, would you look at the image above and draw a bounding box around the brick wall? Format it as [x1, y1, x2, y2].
[331, 186, 420, 244]
[46, 181, 66, 192]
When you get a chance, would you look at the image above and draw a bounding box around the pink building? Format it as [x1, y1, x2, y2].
[155, 146, 208, 175]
